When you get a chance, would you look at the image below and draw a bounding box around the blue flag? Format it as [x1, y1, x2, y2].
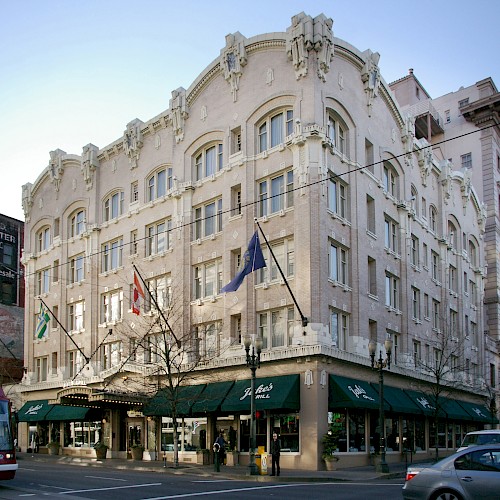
[221, 231, 266, 293]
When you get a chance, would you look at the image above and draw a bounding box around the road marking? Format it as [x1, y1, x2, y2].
[85, 475, 127, 481]
[192, 480, 234, 483]
[59, 482, 162, 494]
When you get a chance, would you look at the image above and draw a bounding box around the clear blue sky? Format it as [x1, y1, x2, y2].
[1, 0, 498, 221]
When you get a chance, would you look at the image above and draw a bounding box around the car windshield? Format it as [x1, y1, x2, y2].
[462, 434, 500, 446]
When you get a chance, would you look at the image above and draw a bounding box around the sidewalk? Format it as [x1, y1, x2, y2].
[17, 452, 410, 482]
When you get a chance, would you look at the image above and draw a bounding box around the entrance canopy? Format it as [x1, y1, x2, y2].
[458, 400, 499, 424]
[328, 375, 383, 411]
[17, 400, 53, 422]
[221, 374, 300, 413]
[370, 384, 420, 414]
[191, 381, 235, 414]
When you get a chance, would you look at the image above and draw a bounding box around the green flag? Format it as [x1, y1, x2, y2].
[35, 303, 50, 339]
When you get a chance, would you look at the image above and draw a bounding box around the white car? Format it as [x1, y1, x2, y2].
[402, 445, 500, 500]
[457, 430, 500, 452]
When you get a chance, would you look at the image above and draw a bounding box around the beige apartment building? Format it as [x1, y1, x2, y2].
[17, 12, 498, 470]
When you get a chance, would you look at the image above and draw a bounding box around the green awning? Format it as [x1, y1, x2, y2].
[46, 405, 90, 421]
[441, 398, 472, 421]
[329, 375, 382, 410]
[191, 381, 235, 414]
[403, 390, 442, 417]
[457, 401, 499, 423]
[17, 400, 54, 422]
[221, 374, 300, 413]
[371, 384, 420, 414]
[143, 384, 206, 417]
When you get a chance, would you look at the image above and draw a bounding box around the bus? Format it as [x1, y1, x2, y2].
[0, 388, 17, 480]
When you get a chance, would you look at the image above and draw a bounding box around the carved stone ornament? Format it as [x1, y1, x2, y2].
[461, 167, 472, 212]
[48, 149, 66, 191]
[361, 49, 381, 116]
[169, 87, 188, 143]
[122, 119, 143, 169]
[286, 12, 313, 80]
[266, 68, 274, 86]
[81, 143, 99, 190]
[22, 183, 33, 221]
[417, 144, 433, 186]
[401, 113, 416, 166]
[312, 14, 334, 82]
[439, 159, 453, 203]
[220, 32, 247, 102]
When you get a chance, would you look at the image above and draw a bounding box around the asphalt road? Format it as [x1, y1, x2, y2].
[0, 460, 405, 499]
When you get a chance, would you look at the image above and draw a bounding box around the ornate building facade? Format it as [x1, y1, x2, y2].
[18, 12, 497, 470]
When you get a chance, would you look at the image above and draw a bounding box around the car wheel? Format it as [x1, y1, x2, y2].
[431, 490, 463, 500]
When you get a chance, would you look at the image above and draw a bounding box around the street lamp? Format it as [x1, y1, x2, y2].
[368, 338, 393, 473]
[243, 333, 263, 476]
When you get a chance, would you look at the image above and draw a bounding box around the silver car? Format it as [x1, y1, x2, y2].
[402, 445, 500, 500]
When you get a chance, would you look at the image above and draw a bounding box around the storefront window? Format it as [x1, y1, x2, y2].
[385, 416, 399, 451]
[160, 417, 207, 451]
[328, 411, 347, 452]
[429, 421, 446, 449]
[349, 409, 366, 452]
[63, 421, 101, 447]
[240, 415, 266, 451]
[271, 413, 299, 452]
[415, 418, 425, 451]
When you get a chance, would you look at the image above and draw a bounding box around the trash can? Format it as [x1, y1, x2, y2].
[258, 446, 267, 475]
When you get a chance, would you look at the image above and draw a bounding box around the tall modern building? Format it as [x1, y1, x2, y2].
[18, 12, 498, 470]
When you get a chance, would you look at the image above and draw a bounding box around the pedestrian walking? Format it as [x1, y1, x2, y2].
[270, 432, 281, 476]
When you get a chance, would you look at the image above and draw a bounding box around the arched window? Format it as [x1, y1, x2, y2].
[326, 110, 348, 155]
[37, 225, 51, 252]
[194, 143, 223, 181]
[468, 239, 478, 267]
[448, 221, 458, 249]
[69, 209, 86, 237]
[411, 185, 419, 214]
[383, 162, 399, 198]
[429, 206, 438, 233]
[147, 167, 173, 201]
[103, 191, 124, 222]
[258, 109, 293, 153]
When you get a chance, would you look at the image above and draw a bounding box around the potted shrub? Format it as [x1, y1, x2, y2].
[322, 426, 340, 471]
[94, 441, 108, 460]
[131, 443, 144, 460]
[47, 441, 60, 455]
[225, 447, 239, 466]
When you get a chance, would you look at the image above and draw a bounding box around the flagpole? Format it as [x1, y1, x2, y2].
[132, 264, 182, 348]
[254, 220, 308, 327]
[39, 298, 89, 362]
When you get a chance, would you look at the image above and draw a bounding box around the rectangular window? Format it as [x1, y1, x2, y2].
[445, 110, 450, 123]
[432, 299, 440, 329]
[258, 307, 294, 349]
[365, 139, 374, 172]
[368, 257, 377, 296]
[37, 268, 50, 294]
[385, 273, 399, 309]
[231, 127, 242, 154]
[101, 341, 122, 370]
[412, 287, 420, 320]
[449, 265, 457, 292]
[330, 309, 348, 349]
[328, 176, 349, 220]
[413, 341, 421, 368]
[367, 195, 375, 234]
[431, 251, 439, 281]
[410, 235, 419, 266]
[130, 230, 138, 255]
[384, 217, 399, 253]
[461, 153, 472, 169]
[231, 185, 242, 216]
[257, 238, 294, 284]
[35, 356, 48, 382]
[69, 254, 85, 283]
[424, 293, 429, 318]
[100, 290, 123, 324]
[146, 220, 172, 256]
[196, 322, 221, 358]
[131, 181, 139, 202]
[68, 301, 85, 331]
[102, 238, 123, 272]
[329, 241, 348, 285]
[193, 199, 222, 240]
[145, 275, 172, 313]
[193, 259, 222, 300]
[258, 170, 293, 217]
[422, 243, 428, 268]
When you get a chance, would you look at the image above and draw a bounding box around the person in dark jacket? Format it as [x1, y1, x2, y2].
[270, 432, 281, 476]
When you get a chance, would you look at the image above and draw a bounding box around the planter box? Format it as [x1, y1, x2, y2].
[131, 447, 144, 460]
[95, 447, 108, 460]
[196, 450, 210, 465]
[47, 445, 60, 456]
[324, 458, 338, 471]
[226, 451, 239, 466]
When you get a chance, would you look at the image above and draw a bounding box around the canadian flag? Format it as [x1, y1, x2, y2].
[132, 271, 145, 315]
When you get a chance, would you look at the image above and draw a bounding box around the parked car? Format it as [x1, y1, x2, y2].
[402, 444, 500, 500]
[457, 430, 500, 452]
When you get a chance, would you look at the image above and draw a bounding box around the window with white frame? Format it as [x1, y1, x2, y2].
[194, 143, 223, 180]
[145, 274, 172, 313]
[384, 216, 399, 253]
[68, 350, 83, 378]
[431, 251, 439, 281]
[328, 175, 349, 220]
[193, 259, 222, 300]
[144, 333, 163, 364]
[257, 238, 294, 284]
[102, 238, 123, 272]
[146, 219, 172, 256]
[413, 341, 421, 368]
[385, 272, 399, 309]
[330, 309, 348, 349]
[468, 239, 478, 267]
[432, 299, 440, 330]
[449, 265, 457, 292]
[412, 287, 421, 320]
[37, 226, 51, 252]
[448, 221, 458, 249]
[450, 309, 458, 337]
[258, 109, 293, 152]
[130, 230, 138, 255]
[195, 322, 221, 358]
[70, 209, 86, 237]
[258, 169, 294, 217]
[429, 205, 438, 232]
[327, 113, 347, 154]
[258, 307, 294, 349]
[103, 191, 124, 222]
[193, 198, 222, 240]
[329, 240, 348, 285]
[461, 153, 472, 170]
[35, 356, 48, 382]
[100, 290, 123, 323]
[68, 300, 85, 332]
[383, 162, 399, 198]
[37, 268, 50, 294]
[410, 235, 419, 267]
[101, 341, 122, 370]
[69, 254, 85, 284]
[147, 167, 173, 201]
[231, 185, 242, 216]
[131, 181, 139, 203]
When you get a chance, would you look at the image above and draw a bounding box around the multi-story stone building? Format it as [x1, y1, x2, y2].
[18, 12, 497, 470]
